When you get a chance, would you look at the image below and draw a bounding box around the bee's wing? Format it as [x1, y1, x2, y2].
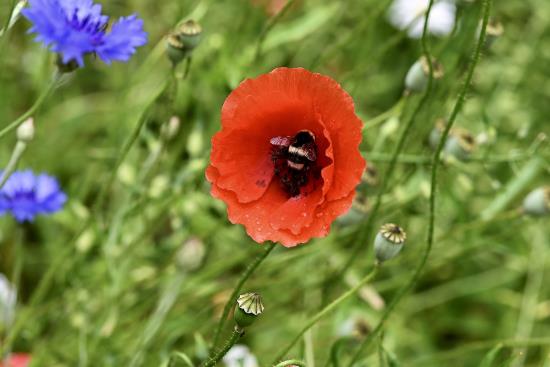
[302, 144, 317, 161]
[270, 136, 292, 147]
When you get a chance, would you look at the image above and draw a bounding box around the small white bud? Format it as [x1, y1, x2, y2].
[176, 237, 206, 272]
[16, 118, 34, 143]
[161, 116, 181, 141]
[522, 186, 550, 217]
[374, 223, 407, 263]
[405, 56, 444, 93]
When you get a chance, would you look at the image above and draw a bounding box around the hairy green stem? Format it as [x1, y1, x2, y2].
[212, 242, 277, 349]
[0, 76, 57, 141]
[272, 265, 379, 364]
[0, 141, 26, 189]
[345, 1, 492, 365]
[202, 327, 242, 367]
[254, 0, 295, 61]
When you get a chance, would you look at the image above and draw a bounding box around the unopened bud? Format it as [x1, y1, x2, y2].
[405, 56, 444, 93]
[522, 186, 550, 217]
[234, 292, 264, 328]
[16, 118, 34, 143]
[56, 55, 79, 73]
[374, 223, 406, 263]
[176, 236, 205, 272]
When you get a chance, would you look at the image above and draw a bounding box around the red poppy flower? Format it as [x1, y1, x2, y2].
[206, 68, 365, 247]
[0, 354, 31, 367]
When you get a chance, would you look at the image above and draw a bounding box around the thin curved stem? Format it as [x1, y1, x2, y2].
[212, 242, 277, 349]
[345, 1, 492, 365]
[254, 0, 295, 61]
[0, 76, 57, 141]
[272, 265, 379, 364]
[202, 327, 242, 367]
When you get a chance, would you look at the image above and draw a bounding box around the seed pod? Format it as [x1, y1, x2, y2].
[522, 186, 550, 217]
[444, 128, 476, 161]
[374, 223, 406, 263]
[16, 118, 34, 143]
[483, 19, 503, 49]
[234, 292, 264, 328]
[404, 56, 444, 93]
[166, 20, 202, 66]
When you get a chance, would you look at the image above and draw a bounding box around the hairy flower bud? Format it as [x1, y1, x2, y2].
[16, 118, 34, 143]
[374, 223, 406, 263]
[522, 186, 550, 217]
[405, 56, 444, 93]
[234, 292, 264, 328]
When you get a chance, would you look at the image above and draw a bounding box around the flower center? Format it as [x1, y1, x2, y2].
[67, 9, 106, 44]
[270, 130, 319, 197]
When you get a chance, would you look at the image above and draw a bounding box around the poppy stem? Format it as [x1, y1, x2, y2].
[211, 242, 277, 350]
[272, 265, 379, 364]
[254, 0, 296, 62]
[0, 75, 57, 141]
[202, 327, 243, 367]
[334, 0, 441, 283]
[345, 0, 492, 365]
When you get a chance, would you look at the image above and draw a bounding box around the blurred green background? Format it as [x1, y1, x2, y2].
[0, 0, 550, 366]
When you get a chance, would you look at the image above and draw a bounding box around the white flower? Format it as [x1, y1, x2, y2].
[388, 0, 456, 39]
[223, 345, 258, 367]
[0, 274, 17, 328]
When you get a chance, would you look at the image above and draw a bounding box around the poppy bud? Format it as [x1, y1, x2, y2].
[429, 119, 446, 150]
[16, 118, 34, 143]
[234, 292, 264, 328]
[404, 56, 444, 93]
[176, 236, 206, 272]
[444, 128, 476, 161]
[522, 186, 550, 217]
[374, 223, 407, 263]
[166, 20, 202, 66]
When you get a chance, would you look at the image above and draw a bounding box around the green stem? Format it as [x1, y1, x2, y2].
[0, 141, 26, 189]
[274, 360, 306, 367]
[345, 1, 492, 365]
[0, 76, 57, 141]
[272, 265, 379, 364]
[211, 242, 277, 349]
[254, 0, 295, 61]
[362, 97, 406, 131]
[202, 327, 242, 367]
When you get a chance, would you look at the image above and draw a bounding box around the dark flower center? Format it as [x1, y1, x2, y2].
[270, 130, 320, 198]
[66, 9, 106, 44]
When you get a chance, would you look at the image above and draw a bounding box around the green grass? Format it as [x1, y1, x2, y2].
[1, 0, 550, 366]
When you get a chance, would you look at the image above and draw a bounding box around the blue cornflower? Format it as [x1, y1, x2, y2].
[0, 170, 67, 223]
[22, 0, 148, 67]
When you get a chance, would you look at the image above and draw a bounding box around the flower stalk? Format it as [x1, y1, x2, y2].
[202, 326, 243, 367]
[212, 242, 276, 349]
[345, 0, 492, 364]
[272, 265, 379, 364]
